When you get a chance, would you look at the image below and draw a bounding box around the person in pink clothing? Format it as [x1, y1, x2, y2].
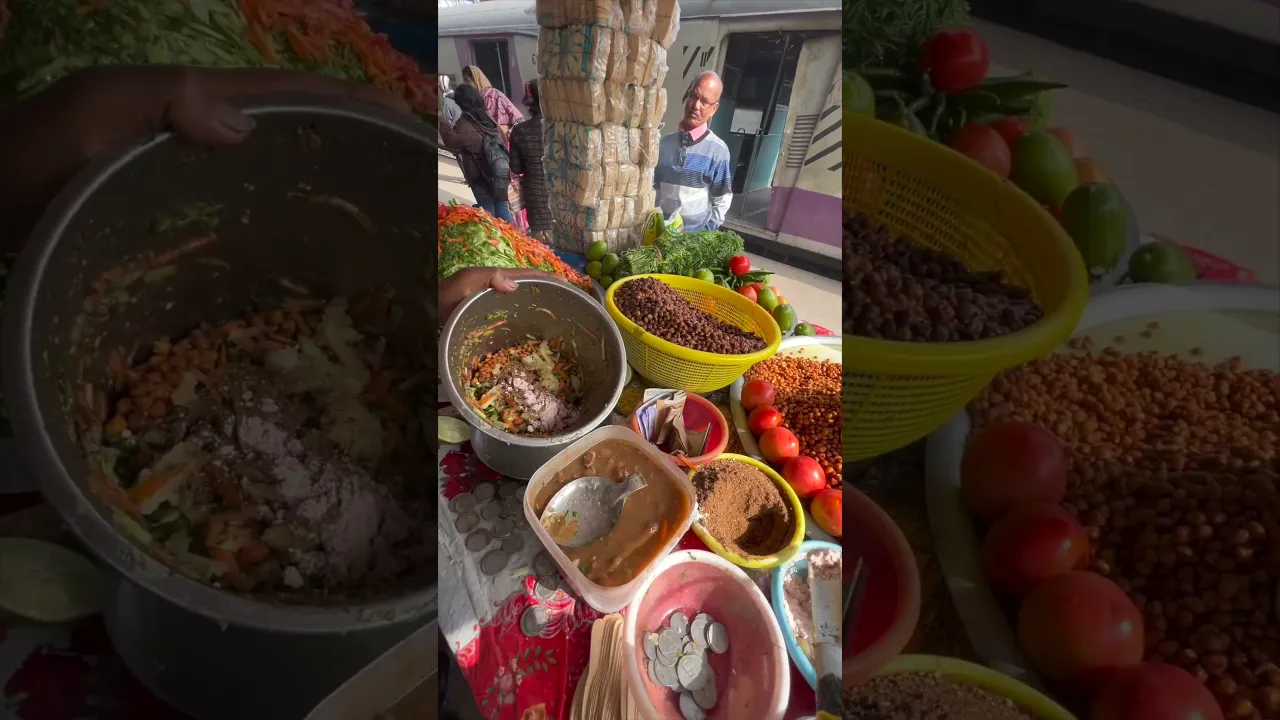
[462, 65, 522, 139]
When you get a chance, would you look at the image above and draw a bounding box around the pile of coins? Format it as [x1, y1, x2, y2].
[448, 480, 528, 576]
[642, 611, 728, 719]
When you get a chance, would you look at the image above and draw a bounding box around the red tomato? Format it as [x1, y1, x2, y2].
[919, 27, 990, 93]
[728, 254, 751, 276]
[747, 404, 783, 435]
[781, 456, 826, 499]
[1018, 572, 1144, 693]
[989, 116, 1029, 148]
[949, 123, 1012, 179]
[961, 422, 1067, 522]
[758, 427, 799, 466]
[981, 503, 1090, 597]
[1091, 663, 1224, 720]
[738, 285, 758, 303]
[740, 379, 775, 412]
[811, 488, 842, 537]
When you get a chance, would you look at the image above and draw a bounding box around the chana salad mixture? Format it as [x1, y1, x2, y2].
[84, 288, 431, 598]
[744, 355, 842, 483]
[463, 338, 584, 435]
[969, 333, 1280, 718]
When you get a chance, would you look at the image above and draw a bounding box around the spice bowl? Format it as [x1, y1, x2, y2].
[771, 540, 842, 691]
[856, 655, 1076, 720]
[623, 549, 790, 720]
[627, 391, 730, 467]
[440, 277, 628, 480]
[688, 453, 805, 570]
[845, 484, 921, 687]
[523, 425, 696, 613]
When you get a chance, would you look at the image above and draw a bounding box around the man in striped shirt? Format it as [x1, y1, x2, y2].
[655, 71, 733, 232]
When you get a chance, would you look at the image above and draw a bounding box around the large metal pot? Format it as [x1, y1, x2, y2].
[2, 96, 435, 719]
[439, 279, 627, 479]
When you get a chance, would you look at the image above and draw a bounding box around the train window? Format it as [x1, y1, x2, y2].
[471, 40, 513, 98]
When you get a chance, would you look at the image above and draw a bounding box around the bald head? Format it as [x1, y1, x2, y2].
[683, 71, 723, 129]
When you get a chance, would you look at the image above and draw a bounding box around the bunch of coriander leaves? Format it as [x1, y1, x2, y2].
[843, 0, 971, 71]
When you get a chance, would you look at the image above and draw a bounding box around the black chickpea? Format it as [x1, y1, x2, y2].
[614, 277, 766, 355]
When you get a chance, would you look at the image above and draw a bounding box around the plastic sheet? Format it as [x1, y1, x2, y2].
[652, 0, 680, 48]
[535, 0, 625, 29]
[537, 24, 615, 82]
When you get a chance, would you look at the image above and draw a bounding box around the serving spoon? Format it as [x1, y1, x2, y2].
[540, 473, 648, 548]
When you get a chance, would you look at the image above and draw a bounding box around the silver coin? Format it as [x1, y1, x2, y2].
[708, 622, 729, 654]
[479, 549, 508, 576]
[646, 658, 657, 684]
[520, 604, 549, 637]
[473, 482, 496, 503]
[692, 667, 717, 709]
[668, 611, 689, 636]
[465, 529, 491, 552]
[533, 552, 556, 576]
[501, 534, 523, 554]
[677, 653, 705, 690]
[657, 629, 682, 656]
[454, 511, 480, 534]
[502, 495, 524, 517]
[643, 632, 659, 660]
[689, 615, 710, 648]
[480, 501, 503, 521]
[453, 492, 477, 514]
[681, 640, 702, 658]
[492, 518, 515, 539]
[534, 574, 560, 601]
[653, 658, 679, 689]
[679, 692, 706, 720]
[655, 642, 677, 667]
[498, 482, 521, 499]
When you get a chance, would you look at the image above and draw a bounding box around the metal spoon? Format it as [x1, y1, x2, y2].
[539, 473, 647, 548]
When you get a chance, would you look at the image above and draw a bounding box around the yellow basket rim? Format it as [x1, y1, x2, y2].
[604, 274, 783, 367]
[876, 655, 1077, 720]
[686, 453, 805, 570]
[842, 111, 1090, 376]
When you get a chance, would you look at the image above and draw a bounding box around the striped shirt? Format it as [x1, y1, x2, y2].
[654, 128, 733, 232]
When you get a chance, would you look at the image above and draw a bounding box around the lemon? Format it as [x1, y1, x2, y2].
[585, 260, 602, 279]
[438, 416, 472, 445]
[586, 241, 608, 261]
[601, 252, 620, 276]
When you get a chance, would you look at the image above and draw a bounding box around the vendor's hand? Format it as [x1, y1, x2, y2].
[439, 267, 558, 325]
[0, 65, 410, 254]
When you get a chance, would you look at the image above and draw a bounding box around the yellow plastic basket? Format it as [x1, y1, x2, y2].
[842, 112, 1089, 461]
[604, 274, 781, 393]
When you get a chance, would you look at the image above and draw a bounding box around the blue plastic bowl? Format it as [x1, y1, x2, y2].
[770, 540, 842, 690]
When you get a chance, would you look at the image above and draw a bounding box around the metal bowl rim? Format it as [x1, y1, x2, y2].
[2, 96, 437, 633]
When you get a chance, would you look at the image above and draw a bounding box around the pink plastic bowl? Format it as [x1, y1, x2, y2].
[622, 550, 789, 720]
[628, 392, 729, 467]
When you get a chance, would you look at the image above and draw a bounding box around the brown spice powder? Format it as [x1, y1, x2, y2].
[844, 673, 1039, 720]
[692, 459, 793, 557]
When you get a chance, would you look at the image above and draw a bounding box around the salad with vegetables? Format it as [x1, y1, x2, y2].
[463, 339, 583, 436]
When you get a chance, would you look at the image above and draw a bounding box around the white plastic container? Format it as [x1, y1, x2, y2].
[523, 425, 696, 613]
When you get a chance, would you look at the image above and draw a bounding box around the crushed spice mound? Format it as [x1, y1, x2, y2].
[844, 672, 1040, 720]
[692, 459, 792, 557]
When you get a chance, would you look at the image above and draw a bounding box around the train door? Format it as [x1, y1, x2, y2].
[712, 32, 803, 227]
[471, 39, 514, 97]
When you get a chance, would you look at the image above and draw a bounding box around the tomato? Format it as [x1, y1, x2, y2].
[961, 421, 1067, 523]
[738, 285, 758, 303]
[919, 27, 990, 93]
[949, 123, 1012, 179]
[758, 427, 799, 466]
[1092, 663, 1224, 720]
[1018, 571, 1144, 693]
[990, 116, 1029, 148]
[981, 503, 1090, 597]
[747, 404, 783, 435]
[740, 379, 775, 412]
[811, 489, 842, 537]
[781, 456, 826, 499]
[728, 254, 751, 276]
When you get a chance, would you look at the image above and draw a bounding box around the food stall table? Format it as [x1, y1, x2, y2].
[437, 430, 820, 720]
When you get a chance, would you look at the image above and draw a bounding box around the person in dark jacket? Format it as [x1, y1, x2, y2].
[508, 79, 553, 241]
[440, 84, 513, 223]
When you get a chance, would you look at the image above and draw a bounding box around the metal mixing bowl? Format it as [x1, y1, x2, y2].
[439, 279, 627, 479]
[2, 96, 434, 719]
